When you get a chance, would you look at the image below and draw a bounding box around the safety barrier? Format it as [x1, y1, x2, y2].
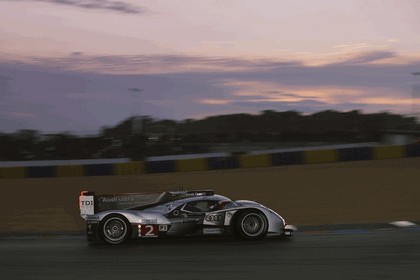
[237, 154, 271, 168]
[56, 165, 84, 177]
[0, 167, 25, 179]
[207, 156, 238, 170]
[271, 151, 303, 166]
[113, 162, 145, 175]
[175, 158, 208, 172]
[304, 149, 338, 164]
[1, 144, 419, 178]
[373, 145, 405, 160]
[84, 164, 114, 176]
[406, 143, 420, 157]
[26, 166, 55, 178]
[338, 147, 372, 161]
[145, 160, 176, 174]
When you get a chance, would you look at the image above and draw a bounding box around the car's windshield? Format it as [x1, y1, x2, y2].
[217, 199, 238, 210]
[182, 198, 238, 213]
[183, 200, 218, 212]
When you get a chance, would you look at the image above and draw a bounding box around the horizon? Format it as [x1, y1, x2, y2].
[2, 108, 418, 136]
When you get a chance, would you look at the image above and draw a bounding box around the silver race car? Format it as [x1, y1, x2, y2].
[79, 190, 295, 245]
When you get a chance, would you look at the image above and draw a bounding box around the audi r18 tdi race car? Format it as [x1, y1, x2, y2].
[79, 189, 295, 245]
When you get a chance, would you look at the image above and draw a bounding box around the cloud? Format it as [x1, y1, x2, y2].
[332, 50, 397, 65]
[1, 49, 420, 132]
[8, 53, 302, 74]
[5, 50, 407, 78]
[8, 0, 146, 14]
[386, 38, 399, 43]
[127, 87, 144, 92]
[199, 99, 232, 105]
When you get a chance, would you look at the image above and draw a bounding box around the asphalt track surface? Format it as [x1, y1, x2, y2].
[1, 229, 419, 280]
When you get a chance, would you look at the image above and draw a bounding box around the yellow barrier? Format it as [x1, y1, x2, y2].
[373, 145, 405, 160]
[56, 165, 84, 177]
[237, 154, 271, 168]
[0, 167, 25, 179]
[175, 158, 208, 172]
[304, 149, 338, 164]
[113, 162, 145, 175]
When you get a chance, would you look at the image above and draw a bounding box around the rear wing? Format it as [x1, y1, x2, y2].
[79, 189, 215, 219]
[78, 191, 161, 219]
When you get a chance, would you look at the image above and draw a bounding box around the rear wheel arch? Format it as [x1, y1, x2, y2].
[99, 214, 132, 245]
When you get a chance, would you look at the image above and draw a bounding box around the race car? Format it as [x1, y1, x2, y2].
[79, 189, 295, 245]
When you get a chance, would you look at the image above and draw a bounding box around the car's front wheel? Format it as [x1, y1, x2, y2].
[100, 215, 130, 245]
[235, 210, 268, 240]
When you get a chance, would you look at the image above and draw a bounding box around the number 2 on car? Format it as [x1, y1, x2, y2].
[140, 225, 158, 237]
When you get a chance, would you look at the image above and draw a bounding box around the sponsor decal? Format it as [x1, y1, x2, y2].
[181, 219, 198, 224]
[79, 195, 94, 218]
[143, 219, 157, 224]
[205, 214, 224, 222]
[188, 212, 204, 216]
[188, 192, 206, 196]
[99, 196, 135, 203]
[87, 216, 100, 221]
[138, 225, 159, 238]
[80, 200, 94, 206]
[179, 192, 206, 197]
[203, 228, 223, 235]
[267, 232, 282, 237]
[159, 225, 168, 231]
[170, 190, 212, 198]
[87, 224, 95, 235]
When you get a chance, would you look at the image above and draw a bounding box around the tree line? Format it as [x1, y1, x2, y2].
[1, 110, 419, 161]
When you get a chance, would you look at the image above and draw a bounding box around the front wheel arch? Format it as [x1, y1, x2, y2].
[233, 209, 268, 240]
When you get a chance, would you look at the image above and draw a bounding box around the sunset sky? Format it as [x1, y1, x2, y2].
[1, 0, 420, 133]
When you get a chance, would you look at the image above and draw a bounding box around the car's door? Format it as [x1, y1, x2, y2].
[165, 199, 219, 236]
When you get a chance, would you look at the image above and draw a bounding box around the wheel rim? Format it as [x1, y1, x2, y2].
[241, 213, 265, 237]
[103, 217, 127, 242]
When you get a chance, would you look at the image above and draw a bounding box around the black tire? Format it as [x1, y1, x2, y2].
[234, 210, 268, 240]
[100, 215, 131, 245]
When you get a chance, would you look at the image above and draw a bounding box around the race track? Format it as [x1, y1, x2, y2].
[1, 229, 419, 280]
[2, 157, 420, 233]
[2, 157, 419, 279]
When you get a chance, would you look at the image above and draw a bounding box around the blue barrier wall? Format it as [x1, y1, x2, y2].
[406, 144, 420, 157]
[26, 166, 55, 178]
[207, 157, 238, 170]
[271, 151, 303, 166]
[84, 164, 114, 176]
[338, 147, 373, 161]
[145, 160, 176, 174]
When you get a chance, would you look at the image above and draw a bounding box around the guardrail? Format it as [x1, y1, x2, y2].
[1, 144, 419, 179]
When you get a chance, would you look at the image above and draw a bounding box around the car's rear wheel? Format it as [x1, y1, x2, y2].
[100, 215, 130, 245]
[235, 210, 268, 240]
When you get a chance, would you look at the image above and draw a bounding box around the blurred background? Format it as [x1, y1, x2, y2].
[1, 109, 420, 163]
[1, 1, 420, 164]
